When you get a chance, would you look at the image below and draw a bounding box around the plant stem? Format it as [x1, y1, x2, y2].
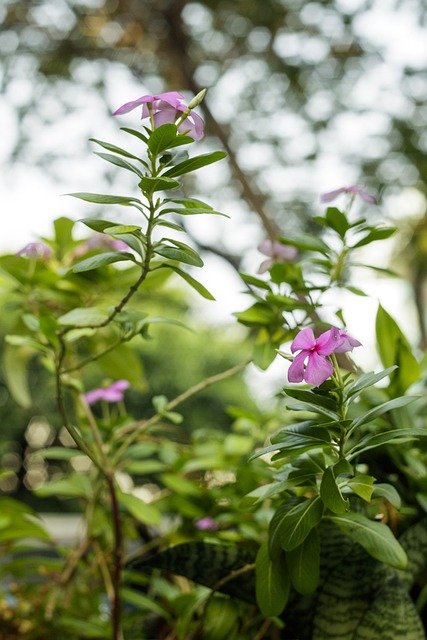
[105, 471, 123, 640]
[113, 359, 250, 458]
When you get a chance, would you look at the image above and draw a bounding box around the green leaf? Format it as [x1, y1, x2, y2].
[37, 447, 82, 461]
[344, 366, 398, 400]
[72, 251, 136, 273]
[351, 226, 395, 248]
[255, 541, 290, 617]
[327, 512, 407, 569]
[90, 138, 142, 160]
[120, 587, 169, 617]
[234, 302, 279, 327]
[320, 464, 351, 514]
[279, 495, 324, 551]
[147, 123, 179, 154]
[120, 126, 149, 143]
[349, 396, 416, 430]
[286, 528, 320, 594]
[58, 307, 109, 326]
[372, 483, 401, 509]
[154, 242, 203, 267]
[94, 152, 144, 177]
[118, 492, 161, 526]
[164, 265, 215, 300]
[344, 474, 376, 502]
[278, 233, 330, 255]
[79, 218, 123, 232]
[163, 151, 227, 178]
[68, 192, 140, 205]
[346, 428, 425, 460]
[34, 475, 92, 499]
[3, 342, 32, 408]
[324, 207, 350, 238]
[375, 305, 420, 393]
[138, 176, 180, 195]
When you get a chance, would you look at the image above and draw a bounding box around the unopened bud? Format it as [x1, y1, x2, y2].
[187, 88, 207, 110]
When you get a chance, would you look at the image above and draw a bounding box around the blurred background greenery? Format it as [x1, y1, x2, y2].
[2, 0, 427, 507]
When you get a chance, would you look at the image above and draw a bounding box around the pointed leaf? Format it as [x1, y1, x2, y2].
[118, 492, 161, 526]
[286, 528, 320, 594]
[95, 152, 144, 177]
[255, 541, 290, 617]
[163, 265, 215, 300]
[279, 496, 324, 551]
[72, 251, 136, 273]
[320, 464, 350, 514]
[68, 192, 140, 205]
[163, 151, 227, 178]
[328, 512, 407, 568]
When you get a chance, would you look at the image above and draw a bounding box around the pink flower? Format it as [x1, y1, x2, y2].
[257, 239, 298, 274]
[194, 517, 219, 531]
[85, 380, 130, 405]
[16, 242, 52, 259]
[113, 91, 204, 141]
[71, 234, 128, 259]
[320, 185, 376, 204]
[288, 327, 360, 386]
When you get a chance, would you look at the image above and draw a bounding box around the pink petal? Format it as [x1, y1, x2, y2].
[315, 327, 342, 356]
[113, 95, 154, 116]
[334, 331, 362, 353]
[257, 258, 274, 274]
[258, 239, 274, 257]
[178, 112, 205, 140]
[291, 327, 316, 354]
[84, 389, 104, 405]
[304, 352, 334, 386]
[288, 351, 307, 383]
[154, 91, 185, 108]
[153, 105, 179, 126]
[320, 188, 346, 203]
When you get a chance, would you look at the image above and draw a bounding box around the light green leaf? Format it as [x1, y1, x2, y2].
[372, 483, 401, 509]
[344, 474, 376, 502]
[118, 492, 161, 526]
[72, 251, 136, 273]
[3, 342, 32, 408]
[328, 512, 407, 569]
[58, 307, 109, 326]
[147, 123, 179, 155]
[154, 242, 203, 267]
[255, 540, 290, 617]
[34, 475, 92, 499]
[164, 264, 215, 300]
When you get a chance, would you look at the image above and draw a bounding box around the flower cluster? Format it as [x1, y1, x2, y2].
[113, 91, 204, 141]
[288, 326, 361, 387]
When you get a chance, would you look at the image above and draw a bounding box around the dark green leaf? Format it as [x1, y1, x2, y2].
[68, 192, 140, 205]
[94, 152, 144, 177]
[328, 512, 407, 569]
[138, 176, 180, 194]
[325, 207, 350, 238]
[255, 541, 290, 617]
[154, 242, 203, 267]
[163, 151, 227, 177]
[279, 495, 324, 551]
[286, 528, 320, 594]
[147, 123, 179, 154]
